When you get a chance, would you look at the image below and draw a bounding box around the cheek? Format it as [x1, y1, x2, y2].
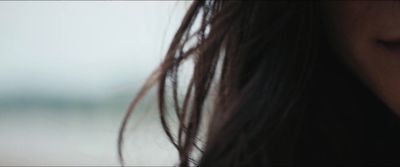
[329, 1, 400, 115]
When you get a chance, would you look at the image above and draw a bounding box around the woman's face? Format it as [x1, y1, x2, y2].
[328, 1, 400, 116]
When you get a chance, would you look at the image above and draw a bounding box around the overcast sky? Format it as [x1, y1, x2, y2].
[0, 1, 189, 98]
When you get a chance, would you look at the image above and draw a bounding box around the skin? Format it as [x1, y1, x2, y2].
[326, 1, 400, 116]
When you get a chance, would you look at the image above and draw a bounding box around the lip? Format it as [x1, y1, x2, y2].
[377, 39, 400, 56]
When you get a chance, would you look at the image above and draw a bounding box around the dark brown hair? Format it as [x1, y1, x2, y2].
[118, 1, 400, 166]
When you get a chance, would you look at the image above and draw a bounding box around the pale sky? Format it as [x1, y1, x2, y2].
[0, 1, 189, 98]
[0, 2, 193, 165]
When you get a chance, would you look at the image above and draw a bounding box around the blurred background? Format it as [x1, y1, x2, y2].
[0, 1, 190, 166]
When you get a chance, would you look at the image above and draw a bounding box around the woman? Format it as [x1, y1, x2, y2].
[119, 1, 400, 166]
